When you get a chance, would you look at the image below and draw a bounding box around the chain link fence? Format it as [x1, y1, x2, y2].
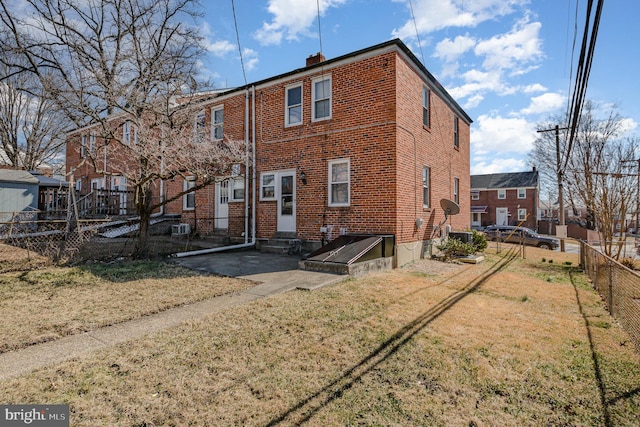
[0, 212, 108, 272]
[581, 241, 640, 351]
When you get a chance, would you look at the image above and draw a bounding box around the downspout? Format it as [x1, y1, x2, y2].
[174, 86, 257, 258]
[251, 85, 257, 243]
[244, 87, 250, 244]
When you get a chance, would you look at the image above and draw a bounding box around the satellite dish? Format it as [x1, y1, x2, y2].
[440, 199, 460, 216]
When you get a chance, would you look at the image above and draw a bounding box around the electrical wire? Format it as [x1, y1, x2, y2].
[316, 0, 323, 56]
[563, 0, 604, 172]
[408, 0, 425, 65]
[231, 0, 247, 86]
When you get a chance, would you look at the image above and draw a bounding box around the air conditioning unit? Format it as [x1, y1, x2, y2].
[171, 223, 191, 236]
[449, 231, 473, 244]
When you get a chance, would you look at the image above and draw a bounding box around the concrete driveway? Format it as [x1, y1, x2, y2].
[171, 249, 345, 292]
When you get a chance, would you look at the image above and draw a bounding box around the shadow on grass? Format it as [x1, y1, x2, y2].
[265, 248, 520, 426]
[570, 270, 640, 427]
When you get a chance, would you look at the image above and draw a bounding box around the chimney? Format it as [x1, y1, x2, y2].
[306, 52, 326, 67]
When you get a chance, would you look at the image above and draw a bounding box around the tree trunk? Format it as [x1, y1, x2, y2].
[133, 187, 153, 259]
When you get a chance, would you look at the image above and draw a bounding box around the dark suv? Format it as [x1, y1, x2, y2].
[483, 225, 559, 250]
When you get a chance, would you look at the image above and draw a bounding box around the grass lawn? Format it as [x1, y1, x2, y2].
[1, 245, 639, 426]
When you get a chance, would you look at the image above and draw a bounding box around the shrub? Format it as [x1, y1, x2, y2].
[436, 238, 475, 260]
[471, 229, 488, 253]
[621, 257, 637, 270]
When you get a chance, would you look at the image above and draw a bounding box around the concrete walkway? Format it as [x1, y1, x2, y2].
[0, 250, 344, 381]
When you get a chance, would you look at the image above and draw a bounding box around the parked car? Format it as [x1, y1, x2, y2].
[484, 225, 559, 250]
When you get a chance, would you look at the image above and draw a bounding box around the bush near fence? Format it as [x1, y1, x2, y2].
[581, 241, 640, 351]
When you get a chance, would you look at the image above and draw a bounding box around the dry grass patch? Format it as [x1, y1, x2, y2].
[1, 248, 639, 426]
[0, 261, 255, 353]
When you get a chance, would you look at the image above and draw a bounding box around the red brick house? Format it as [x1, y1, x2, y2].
[470, 169, 539, 231]
[66, 39, 472, 266]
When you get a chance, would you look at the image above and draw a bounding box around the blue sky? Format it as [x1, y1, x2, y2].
[199, 0, 638, 175]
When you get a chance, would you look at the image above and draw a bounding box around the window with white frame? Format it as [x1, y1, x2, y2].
[89, 132, 96, 155]
[211, 106, 224, 140]
[194, 110, 206, 143]
[454, 177, 460, 204]
[423, 166, 430, 208]
[497, 189, 506, 199]
[471, 190, 480, 200]
[123, 121, 130, 145]
[231, 178, 244, 201]
[80, 135, 87, 157]
[518, 188, 526, 199]
[260, 173, 276, 200]
[518, 208, 527, 221]
[329, 159, 349, 206]
[285, 83, 302, 126]
[422, 87, 430, 128]
[75, 179, 82, 191]
[454, 116, 459, 148]
[183, 178, 196, 210]
[312, 75, 331, 121]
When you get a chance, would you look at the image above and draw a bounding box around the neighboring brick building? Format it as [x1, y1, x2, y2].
[470, 169, 539, 231]
[66, 39, 472, 266]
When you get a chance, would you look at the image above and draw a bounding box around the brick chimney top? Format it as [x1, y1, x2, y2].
[306, 52, 326, 67]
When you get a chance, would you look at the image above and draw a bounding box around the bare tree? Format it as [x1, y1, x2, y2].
[530, 100, 638, 258]
[0, 57, 69, 171]
[1, 0, 245, 257]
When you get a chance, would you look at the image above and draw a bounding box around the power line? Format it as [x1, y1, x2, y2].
[231, 0, 247, 86]
[316, 0, 323, 56]
[408, 0, 425, 65]
[563, 0, 604, 171]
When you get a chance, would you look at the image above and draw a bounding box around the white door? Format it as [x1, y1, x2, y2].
[215, 180, 229, 229]
[111, 176, 127, 214]
[277, 172, 296, 233]
[471, 212, 481, 228]
[496, 207, 508, 226]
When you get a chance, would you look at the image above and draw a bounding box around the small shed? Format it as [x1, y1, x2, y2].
[0, 169, 39, 219]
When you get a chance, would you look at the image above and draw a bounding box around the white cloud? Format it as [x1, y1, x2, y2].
[206, 40, 236, 57]
[471, 114, 537, 156]
[520, 92, 565, 115]
[474, 19, 543, 72]
[471, 157, 529, 175]
[433, 35, 476, 63]
[392, 0, 528, 38]
[253, 0, 347, 46]
[242, 48, 259, 71]
[523, 83, 547, 93]
[619, 117, 638, 135]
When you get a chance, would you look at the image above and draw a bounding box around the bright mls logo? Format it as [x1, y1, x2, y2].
[0, 405, 69, 426]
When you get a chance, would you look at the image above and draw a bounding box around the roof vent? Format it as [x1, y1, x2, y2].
[306, 52, 325, 67]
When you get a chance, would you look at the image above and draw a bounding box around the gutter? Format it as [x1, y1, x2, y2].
[173, 86, 258, 258]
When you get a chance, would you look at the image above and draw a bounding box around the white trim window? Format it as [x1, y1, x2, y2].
[75, 179, 82, 191]
[123, 122, 130, 145]
[423, 166, 430, 208]
[285, 83, 302, 126]
[183, 178, 196, 210]
[260, 173, 276, 200]
[518, 208, 527, 221]
[422, 87, 430, 128]
[471, 190, 480, 201]
[211, 106, 224, 140]
[230, 178, 244, 202]
[80, 135, 87, 157]
[454, 177, 460, 204]
[497, 189, 506, 199]
[89, 132, 96, 155]
[312, 75, 331, 121]
[329, 158, 350, 207]
[454, 116, 459, 148]
[194, 110, 206, 143]
[518, 188, 526, 199]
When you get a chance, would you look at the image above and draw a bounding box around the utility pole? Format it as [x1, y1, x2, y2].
[622, 158, 640, 250]
[538, 125, 569, 252]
